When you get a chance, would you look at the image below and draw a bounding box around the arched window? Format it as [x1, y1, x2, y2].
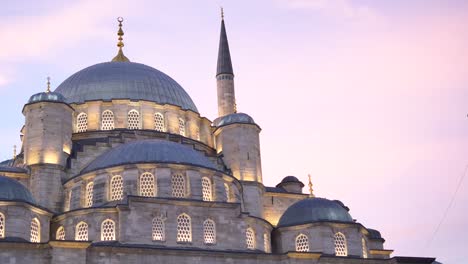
[172, 174, 186, 198]
[224, 183, 230, 202]
[203, 219, 216, 244]
[110, 175, 124, 201]
[65, 190, 72, 211]
[0, 212, 5, 238]
[85, 182, 94, 208]
[362, 238, 368, 258]
[195, 129, 200, 141]
[178, 118, 185, 136]
[154, 113, 165, 132]
[201, 177, 213, 201]
[246, 227, 255, 249]
[152, 217, 165, 241]
[101, 219, 116, 241]
[127, 109, 140, 129]
[56, 226, 65, 240]
[76, 113, 88, 133]
[177, 213, 191, 242]
[264, 233, 271, 253]
[295, 234, 309, 252]
[30, 218, 40, 243]
[139, 172, 155, 197]
[75, 222, 88, 241]
[334, 232, 348, 256]
[101, 110, 114, 130]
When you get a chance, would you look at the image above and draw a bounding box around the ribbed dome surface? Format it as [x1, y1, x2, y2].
[81, 140, 218, 174]
[55, 62, 198, 112]
[213, 113, 256, 127]
[28, 91, 67, 104]
[0, 176, 35, 203]
[278, 198, 353, 227]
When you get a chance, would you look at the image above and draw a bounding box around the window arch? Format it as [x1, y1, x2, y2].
[224, 183, 231, 202]
[176, 213, 191, 242]
[201, 177, 213, 201]
[101, 110, 114, 130]
[139, 172, 155, 197]
[0, 212, 5, 238]
[85, 182, 94, 208]
[30, 218, 40, 243]
[127, 109, 140, 129]
[178, 118, 186, 136]
[76, 113, 88, 133]
[362, 237, 368, 258]
[56, 226, 65, 240]
[75, 222, 88, 241]
[154, 113, 165, 132]
[264, 233, 271, 253]
[334, 232, 348, 256]
[152, 217, 165, 241]
[110, 175, 124, 201]
[203, 219, 216, 244]
[101, 219, 116, 241]
[172, 174, 186, 198]
[65, 190, 72, 211]
[246, 227, 255, 249]
[295, 234, 309, 252]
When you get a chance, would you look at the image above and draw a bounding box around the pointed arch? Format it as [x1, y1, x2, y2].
[246, 227, 255, 249]
[295, 233, 309, 252]
[139, 172, 156, 197]
[56, 226, 65, 240]
[127, 109, 140, 129]
[178, 118, 186, 136]
[30, 217, 40, 243]
[101, 219, 116, 241]
[76, 113, 88, 132]
[75, 221, 88, 241]
[152, 217, 165, 241]
[176, 213, 191, 242]
[101, 110, 115, 130]
[334, 232, 348, 256]
[203, 219, 216, 244]
[172, 174, 186, 198]
[201, 177, 213, 201]
[362, 237, 368, 258]
[154, 112, 165, 132]
[85, 181, 94, 208]
[110, 175, 124, 201]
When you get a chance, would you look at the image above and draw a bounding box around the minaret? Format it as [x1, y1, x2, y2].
[216, 8, 236, 117]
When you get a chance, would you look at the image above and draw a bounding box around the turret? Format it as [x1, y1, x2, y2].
[22, 78, 73, 211]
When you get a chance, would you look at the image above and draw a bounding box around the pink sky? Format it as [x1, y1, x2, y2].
[1, 1, 467, 263]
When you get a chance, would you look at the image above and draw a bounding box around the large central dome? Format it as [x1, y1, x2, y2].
[55, 61, 198, 113]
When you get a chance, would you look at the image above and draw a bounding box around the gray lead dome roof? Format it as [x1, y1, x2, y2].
[278, 198, 353, 227]
[0, 176, 35, 203]
[81, 140, 218, 174]
[55, 62, 198, 113]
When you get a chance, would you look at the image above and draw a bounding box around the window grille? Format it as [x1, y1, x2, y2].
[101, 110, 114, 130]
[334, 232, 348, 256]
[75, 222, 88, 241]
[30, 218, 40, 243]
[246, 227, 255, 249]
[264, 233, 271, 253]
[76, 113, 88, 132]
[56, 226, 65, 240]
[154, 113, 165, 132]
[127, 110, 140, 129]
[172, 174, 186, 198]
[295, 234, 309, 252]
[201, 177, 213, 201]
[203, 219, 216, 244]
[0, 213, 4, 238]
[101, 219, 116, 241]
[152, 217, 165, 241]
[139, 172, 155, 197]
[177, 214, 191, 242]
[110, 175, 124, 201]
[362, 238, 368, 258]
[224, 183, 230, 202]
[85, 182, 94, 208]
[178, 118, 185, 136]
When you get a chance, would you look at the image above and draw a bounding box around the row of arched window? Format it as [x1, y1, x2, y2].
[80, 173, 225, 209]
[76, 111, 188, 137]
[55, 219, 116, 241]
[0, 213, 41, 243]
[293, 232, 367, 257]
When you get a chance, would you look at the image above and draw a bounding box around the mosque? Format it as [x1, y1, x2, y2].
[0, 13, 437, 264]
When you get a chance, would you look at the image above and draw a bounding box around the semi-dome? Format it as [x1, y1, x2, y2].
[81, 139, 218, 174]
[28, 91, 67, 104]
[0, 176, 35, 203]
[55, 62, 198, 113]
[213, 113, 256, 127]
[278, 198, 353, 227]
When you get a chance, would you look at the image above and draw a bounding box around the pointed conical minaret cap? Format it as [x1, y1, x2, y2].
[112, 17, 130, 62]
[216, 8, 234, 76]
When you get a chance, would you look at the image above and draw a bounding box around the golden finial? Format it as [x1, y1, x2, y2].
[221, 7, 224, 20]
[112, 17, 130, 62]
[308, 174, 315, 198]
[46, 76, 51, 93]
[13, 145, 16, 159]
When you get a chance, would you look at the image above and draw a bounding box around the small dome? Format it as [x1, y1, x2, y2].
[0, 176, 35, 203]
[28, 91, 67, 104]
[213, 113, 256, 127]
[278, 198, 353, 227]
[81, 140, 218, 174]
[368, 229, 382, 239]
[55, 62, 198, 113]
[276, 176, 304, 188]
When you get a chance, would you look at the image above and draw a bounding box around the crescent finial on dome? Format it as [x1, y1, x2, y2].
[112, 17, 130, 62]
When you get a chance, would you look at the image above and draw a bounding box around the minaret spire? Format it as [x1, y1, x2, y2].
[112, 17, 130, 62]
[308, 174, 315, 198]
[46, 76, 51, 93]
[216, 8, 236, 117]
